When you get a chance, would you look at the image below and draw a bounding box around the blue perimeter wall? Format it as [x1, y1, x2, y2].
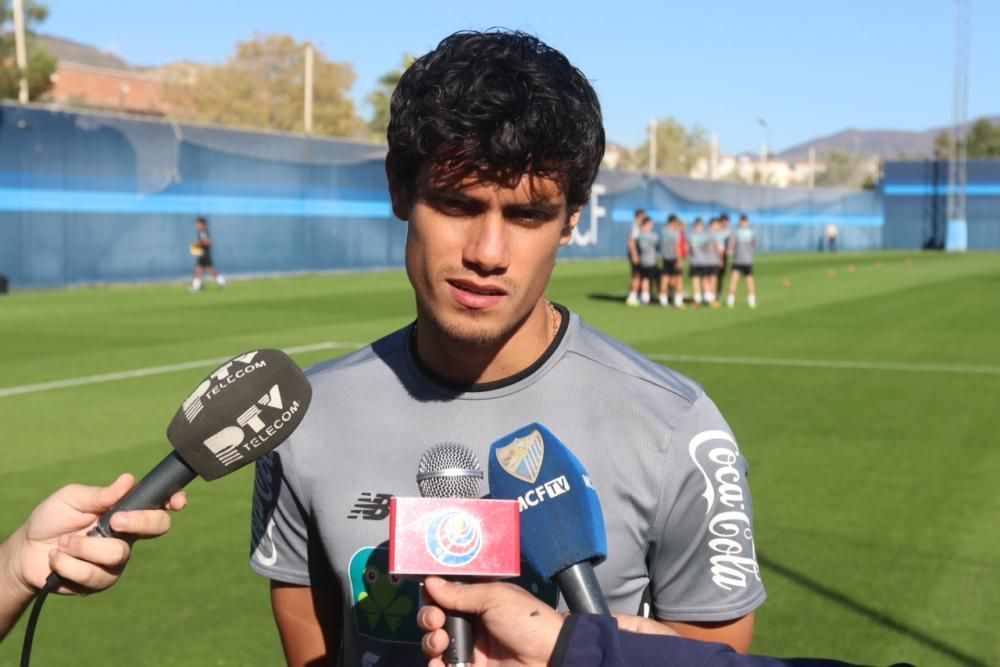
[882, 160, 1000, 250]
[1, 103, 883, 288]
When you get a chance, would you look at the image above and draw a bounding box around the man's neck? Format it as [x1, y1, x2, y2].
[414, 301, 560, 386]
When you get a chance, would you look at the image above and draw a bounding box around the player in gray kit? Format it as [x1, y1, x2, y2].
[635, 216, 660, 304]
[727, 214, 757, 308]
[688, 219, 721, 307]
[657, 215, 684, 307]
[713, 214, 731, 304]
[249, 30, 764, 667]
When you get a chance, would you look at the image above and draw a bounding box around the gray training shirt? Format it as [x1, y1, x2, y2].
[732, 227, 756, 265]
[636, 230, 659, 268]
[660, 227, 679, 261]
[689, 231, 719, 267]
[250, 307, 765, 666]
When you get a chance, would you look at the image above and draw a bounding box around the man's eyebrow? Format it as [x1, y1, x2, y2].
[423, 188, 479, 203]
[503, 200, 562, 216]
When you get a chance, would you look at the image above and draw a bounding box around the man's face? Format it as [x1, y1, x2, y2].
[397, 171, 580, 347]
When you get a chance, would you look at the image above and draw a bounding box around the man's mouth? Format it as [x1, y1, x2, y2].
[447, 279, 507, 296]
[446, 279, 508, 309]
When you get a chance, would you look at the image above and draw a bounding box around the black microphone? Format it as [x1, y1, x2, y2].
[22, 349, 312, 667]
[80, 348, 311, 542]
[416, 443, 484, 667]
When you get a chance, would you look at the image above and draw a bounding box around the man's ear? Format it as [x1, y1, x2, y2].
[559, 209, 582, 246]
[385, 155, 411, 221]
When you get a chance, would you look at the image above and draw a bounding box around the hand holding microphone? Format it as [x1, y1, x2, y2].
[82, 348, 312, 543]
[388, 443, 520, 667]
[20, 348, 312, 665]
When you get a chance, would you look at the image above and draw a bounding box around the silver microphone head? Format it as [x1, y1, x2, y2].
[417, 443, 483, 499]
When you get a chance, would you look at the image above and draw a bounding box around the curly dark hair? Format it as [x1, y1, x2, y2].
[387, 30, 605, 212]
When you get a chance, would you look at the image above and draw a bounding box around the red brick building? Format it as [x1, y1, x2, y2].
[48, 61, 167, 116]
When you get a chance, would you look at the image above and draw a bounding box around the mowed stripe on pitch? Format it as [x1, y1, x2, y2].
[2, 344, 997, 399]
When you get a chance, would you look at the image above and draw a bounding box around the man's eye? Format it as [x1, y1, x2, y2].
[437, 200, 474, 214]
[511, 211, 551, 226]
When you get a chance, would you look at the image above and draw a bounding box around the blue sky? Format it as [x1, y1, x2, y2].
[43, 0, 999, 155]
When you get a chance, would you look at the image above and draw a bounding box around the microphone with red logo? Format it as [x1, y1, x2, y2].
[488, 423, 611, 615]
[388, 443, 520, 667]
[21, 349, 312, 666]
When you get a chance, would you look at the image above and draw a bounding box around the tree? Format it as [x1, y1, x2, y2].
[0, 0, 57, 101]
[366, 54, 415, 142]
[965, 119, 1000, 158]
[934, 119, 1000, 160]
[814, 150, 872, 188]
[621, 117, 710, 176]
[933, 131, 951, 160]
[166, 34, 362, 137]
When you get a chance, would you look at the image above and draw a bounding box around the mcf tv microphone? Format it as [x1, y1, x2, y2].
[488, 423, 612, 615]
[389, 444, 519, 667]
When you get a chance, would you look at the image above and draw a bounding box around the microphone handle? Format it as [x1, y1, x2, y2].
[43, 451, 198, 591]
[89, 451, 198, 538]
[554, 562, 611, 615]
[443, 609, 474, 666]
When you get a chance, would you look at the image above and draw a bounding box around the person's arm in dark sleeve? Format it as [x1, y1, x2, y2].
[551, 615, 907, 667]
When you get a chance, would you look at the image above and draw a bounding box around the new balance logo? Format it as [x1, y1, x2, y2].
[347, 493, 393, 520]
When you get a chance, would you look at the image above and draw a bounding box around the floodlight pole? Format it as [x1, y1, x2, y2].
[757, 117, 770, 185]
[304, 42, 314, 134]
[12, 0, 30, 103]
[647, 118, 658, 176]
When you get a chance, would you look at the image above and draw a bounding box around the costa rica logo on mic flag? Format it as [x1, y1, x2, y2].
[495, 429, 545, 483]
[425, 509, 483, 567]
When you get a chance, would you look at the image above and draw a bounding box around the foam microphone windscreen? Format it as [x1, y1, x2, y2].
[166, 349, 312, 480]
[488, 423, 607, 581]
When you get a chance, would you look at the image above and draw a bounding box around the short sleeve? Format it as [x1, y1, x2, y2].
[248, 443, 313, 585]
[648, 394, 766, 621]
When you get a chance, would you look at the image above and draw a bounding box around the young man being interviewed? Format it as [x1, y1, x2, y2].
[250, 29, 764, 666]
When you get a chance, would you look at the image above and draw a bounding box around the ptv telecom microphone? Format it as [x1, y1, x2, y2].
[22, 349, 312, 667]
[489, 423, 612, 615]
[86, 348, 313, 540]
[389, 444, 520, 667]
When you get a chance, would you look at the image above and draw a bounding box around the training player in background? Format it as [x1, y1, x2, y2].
[658, 215, 684, 308]
[714, 214, 732, 304]
[727, 214, 758, 308]
[190, 217, 227, 293]
[688, 218, 720, 307]
[636, 216, 660, 305]
[625, 209, 646, 306]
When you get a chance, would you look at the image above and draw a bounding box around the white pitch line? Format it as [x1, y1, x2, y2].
[3, 344, 996, 400]
[0, 341, 365, 399]
[648, 353, 1000, 376]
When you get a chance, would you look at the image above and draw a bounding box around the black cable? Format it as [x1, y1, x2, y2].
[20, 573, 62, 667]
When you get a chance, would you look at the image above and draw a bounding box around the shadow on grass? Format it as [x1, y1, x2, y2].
[759, 553, 987, 667]
[587, 293, 627, 303]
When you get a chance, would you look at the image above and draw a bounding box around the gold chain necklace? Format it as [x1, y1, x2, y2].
[546, 299, 560, 342]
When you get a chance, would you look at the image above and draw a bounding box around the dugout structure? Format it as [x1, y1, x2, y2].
[883, 160, 1000, 250]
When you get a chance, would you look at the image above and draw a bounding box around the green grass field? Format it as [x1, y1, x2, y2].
[1, 251, 998, 666]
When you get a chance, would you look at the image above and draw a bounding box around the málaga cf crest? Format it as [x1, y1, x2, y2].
[495, 429, 545, 484]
